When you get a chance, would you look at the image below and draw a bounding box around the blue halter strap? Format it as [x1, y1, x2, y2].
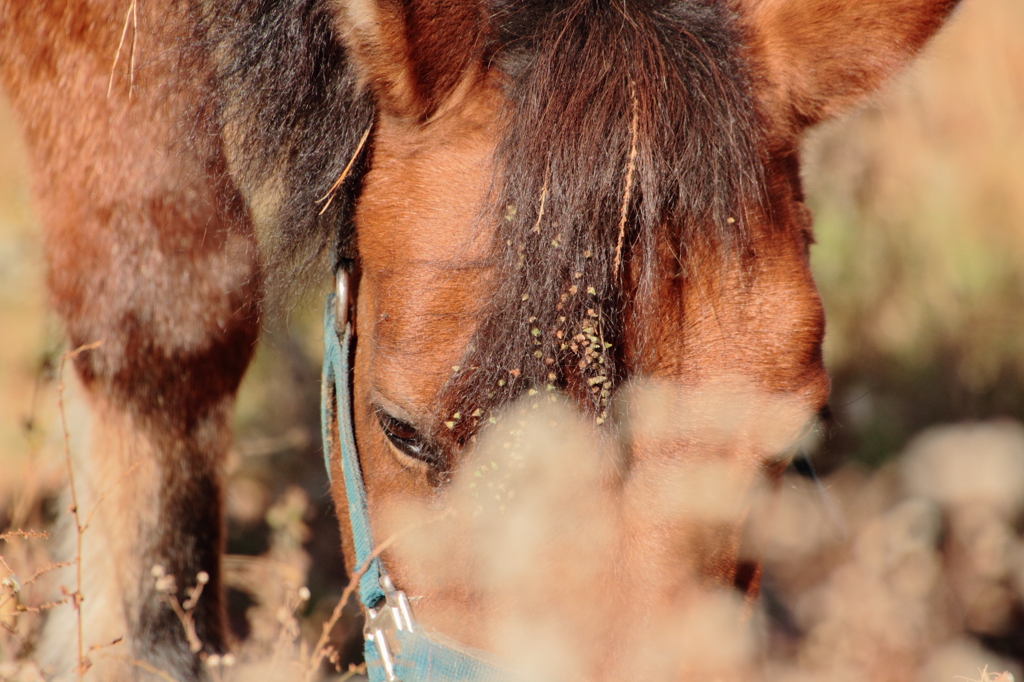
[321, 278, 525, 682]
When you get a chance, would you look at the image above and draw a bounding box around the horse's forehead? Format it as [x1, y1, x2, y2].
[357, 88, 501, 265]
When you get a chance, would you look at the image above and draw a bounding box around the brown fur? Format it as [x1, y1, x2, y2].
[332, 0, 488, 120]
[740, 0, 962, 139]
[1, 0, 258, 677]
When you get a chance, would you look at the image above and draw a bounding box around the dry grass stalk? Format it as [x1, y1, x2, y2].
[152, 566, 210, 654]
[531, 169, 548, 235]
[302, 507, 455, 682]
[100, 654, 180, 682]
[0, 531, 49, 542]
[958, 665, 1017, 682]
[612, 79, 639, 274]
[56, 340, 103, 681]
[82, 461, 141, 533]
[107, 0, 139, 98]
[318, 124, 372, 215]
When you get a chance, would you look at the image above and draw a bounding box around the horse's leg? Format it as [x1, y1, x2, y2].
[1, 1, 258, 678]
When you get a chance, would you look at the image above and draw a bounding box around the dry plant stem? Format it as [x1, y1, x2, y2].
[1, 619, 33, 658]
[89, 636, 124, 653]
[0, 530, 49, 542]
[956, 666, 1016, 682]
[164, 580, 205, 653]
[612, 80, 639, 274]
[101, 654, 179, 682]
[20, 561, 74, 589]
[531, 169, 549, 234]
[318, 124, 373, 214]
[302, 509, 456, 682]
[0, 555, 15, 612]
[338, 663, 368, 682]
[10, 597, 71, 614]
[108, 0, 139, 98]
[130, 1, 138, 93]
[266, 588, 305, 675]
[82, 461, 141, 532]
[301, 543, 392, 682]
[57, 340, 103, 681]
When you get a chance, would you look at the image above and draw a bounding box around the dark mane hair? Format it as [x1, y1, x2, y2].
[197, 0, 374, 310]
[439, 0, 765, 441]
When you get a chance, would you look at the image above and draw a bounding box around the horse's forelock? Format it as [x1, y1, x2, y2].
[436, 0, 766, 443]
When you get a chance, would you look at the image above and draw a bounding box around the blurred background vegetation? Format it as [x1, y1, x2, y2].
[803, 0, 1024, 468]
[0, 0, 1021, 668]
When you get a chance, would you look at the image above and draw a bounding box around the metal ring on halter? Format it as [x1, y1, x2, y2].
[365, 574, 419, 682]
[336, 268, 351, 332]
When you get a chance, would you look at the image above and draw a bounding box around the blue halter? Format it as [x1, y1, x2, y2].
[321, 273, 524, 682]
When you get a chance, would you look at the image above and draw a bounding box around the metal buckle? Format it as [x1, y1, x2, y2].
[364, 574, 418, 682]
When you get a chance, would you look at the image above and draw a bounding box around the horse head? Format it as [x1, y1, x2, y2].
[313, 0, 959, 677]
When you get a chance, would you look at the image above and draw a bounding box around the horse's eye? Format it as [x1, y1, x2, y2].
[376, 410, 442, 469]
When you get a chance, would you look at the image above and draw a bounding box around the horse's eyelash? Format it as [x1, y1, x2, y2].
[375, 409, 443, 468]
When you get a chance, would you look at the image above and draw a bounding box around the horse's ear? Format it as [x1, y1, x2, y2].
[331, 0, 484, 121]
[743, 0, 960, 135]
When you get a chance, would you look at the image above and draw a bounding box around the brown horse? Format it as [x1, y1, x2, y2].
[0, 0, 959, 678]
